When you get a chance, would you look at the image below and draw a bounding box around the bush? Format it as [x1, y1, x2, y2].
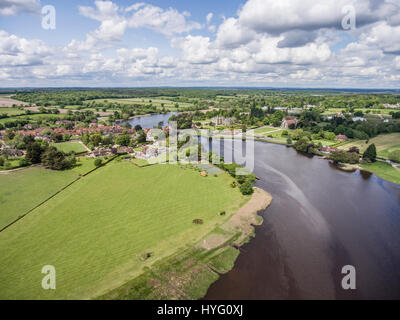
[18, 158, 30, 167]
[388, 150, 400, 163]
[0, 156, 4, 167]
[94, 159, 103, 167]
[239, 181, 254, 195]
[192, 219, 204, 225]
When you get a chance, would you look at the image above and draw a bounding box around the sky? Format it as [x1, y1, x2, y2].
[0, 0, 400, 88]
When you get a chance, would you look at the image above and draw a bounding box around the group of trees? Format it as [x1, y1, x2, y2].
[24, 136, 76, 170]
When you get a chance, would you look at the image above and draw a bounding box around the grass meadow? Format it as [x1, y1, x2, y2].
[0, 161, 245, 299]
[0, 158, 96, 230]
[51, 141, 87, 154]
[339, 133, 400, 158]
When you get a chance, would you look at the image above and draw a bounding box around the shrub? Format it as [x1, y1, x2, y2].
[94, 159, 103, 167]
[192, 219, 204, 225]
[239, 181, 254, 195]
[388, 150, 400, 163]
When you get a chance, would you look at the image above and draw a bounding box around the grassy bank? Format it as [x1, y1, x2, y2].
[0, 161, 246, 299]
[361, 161, 400, 185]
[100, 188, 272, 300]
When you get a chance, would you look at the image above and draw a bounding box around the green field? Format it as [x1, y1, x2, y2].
[0, 158, 96, 230]
[0, 161, 245, 299]
[339, 133, 400, 159]
[361, 161, 400, 185]
[0, 107, 26, 116]
[254, 126, 279, 134]
[87, 97, 194, 111]
[51, 141, 87, 154]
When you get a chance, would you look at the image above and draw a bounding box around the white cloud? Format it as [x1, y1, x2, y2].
[216, 18, 256, 48]
[0, 0, 39, 16]
[0, 30, 52, 67]
[126, 2, 201, 36]
[171, 35, 218, 64]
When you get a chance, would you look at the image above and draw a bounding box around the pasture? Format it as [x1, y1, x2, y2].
[51, 141, 88, 154]
[339, 133, 400, 158]
[0, 161, 245, 299]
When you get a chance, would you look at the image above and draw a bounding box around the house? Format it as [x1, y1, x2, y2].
[1, 148, 24, 157]
[210, 116, 235, 126]
[319, 146, 338, 154]
[352, 117, 367, 122]
[281, 116, 298, 129]
[335, 134, 349, 141]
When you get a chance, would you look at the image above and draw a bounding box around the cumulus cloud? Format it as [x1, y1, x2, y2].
[0, 30, 52, 67]
[126, 2, 201, 35]
[0, 0, 39, 16]
[1, 0, 400, 87]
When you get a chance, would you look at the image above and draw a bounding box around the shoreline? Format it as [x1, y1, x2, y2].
[98, 186, 273, 300]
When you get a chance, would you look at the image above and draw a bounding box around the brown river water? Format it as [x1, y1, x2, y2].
[202, 139, 400, 300]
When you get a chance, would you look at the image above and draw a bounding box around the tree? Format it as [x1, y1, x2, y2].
[330, 150, 359, 164]
[94, 158, 103, 167]
[239, 181, 254, 195]
[26, 142, 44, 164]
[41, 146, 73, 170]
[363, 144, 377, 162]
[0, 156, 4, 167]
[116, 134, 131, 146]
[134, 124, 143, 131]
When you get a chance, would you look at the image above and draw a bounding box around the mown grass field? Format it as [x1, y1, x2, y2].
[0, 107, 26, 116]
[0, 168, 78, 230]
[339, 133, 400, 158]
[51, 141, 87, 154]
[361, 162, 400, 185]
[0, 161, 245, 299]
[0, 158, 96, 230]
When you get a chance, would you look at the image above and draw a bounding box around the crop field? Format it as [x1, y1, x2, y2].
[0, 161, 245, 299]
[339, 133, 400, 158]
[51, 141, 87, 154]
[0, 97, 29, 107]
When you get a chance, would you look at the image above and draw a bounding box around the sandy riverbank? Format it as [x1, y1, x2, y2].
[201, 187, 273, 249]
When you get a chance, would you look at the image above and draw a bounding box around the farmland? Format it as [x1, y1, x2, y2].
[0, 158, 96, 230]
[339, 133, 400, 159]
[0, 161, 246, 299]
[51, 141, 88, 154]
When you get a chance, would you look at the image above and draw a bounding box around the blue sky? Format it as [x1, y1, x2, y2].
[0, 0, 399, 88]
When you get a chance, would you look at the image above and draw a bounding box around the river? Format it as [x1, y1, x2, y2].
[127, 113, 400, 299]
[202, 138, 400, 300]
[124, 112, 176, 129]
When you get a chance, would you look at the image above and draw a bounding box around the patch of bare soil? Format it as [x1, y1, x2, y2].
[0, 97, 29, 107]
[201, 187, 272, 249]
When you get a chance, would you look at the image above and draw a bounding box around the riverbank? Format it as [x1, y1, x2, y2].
[98, 187, 273, 300]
